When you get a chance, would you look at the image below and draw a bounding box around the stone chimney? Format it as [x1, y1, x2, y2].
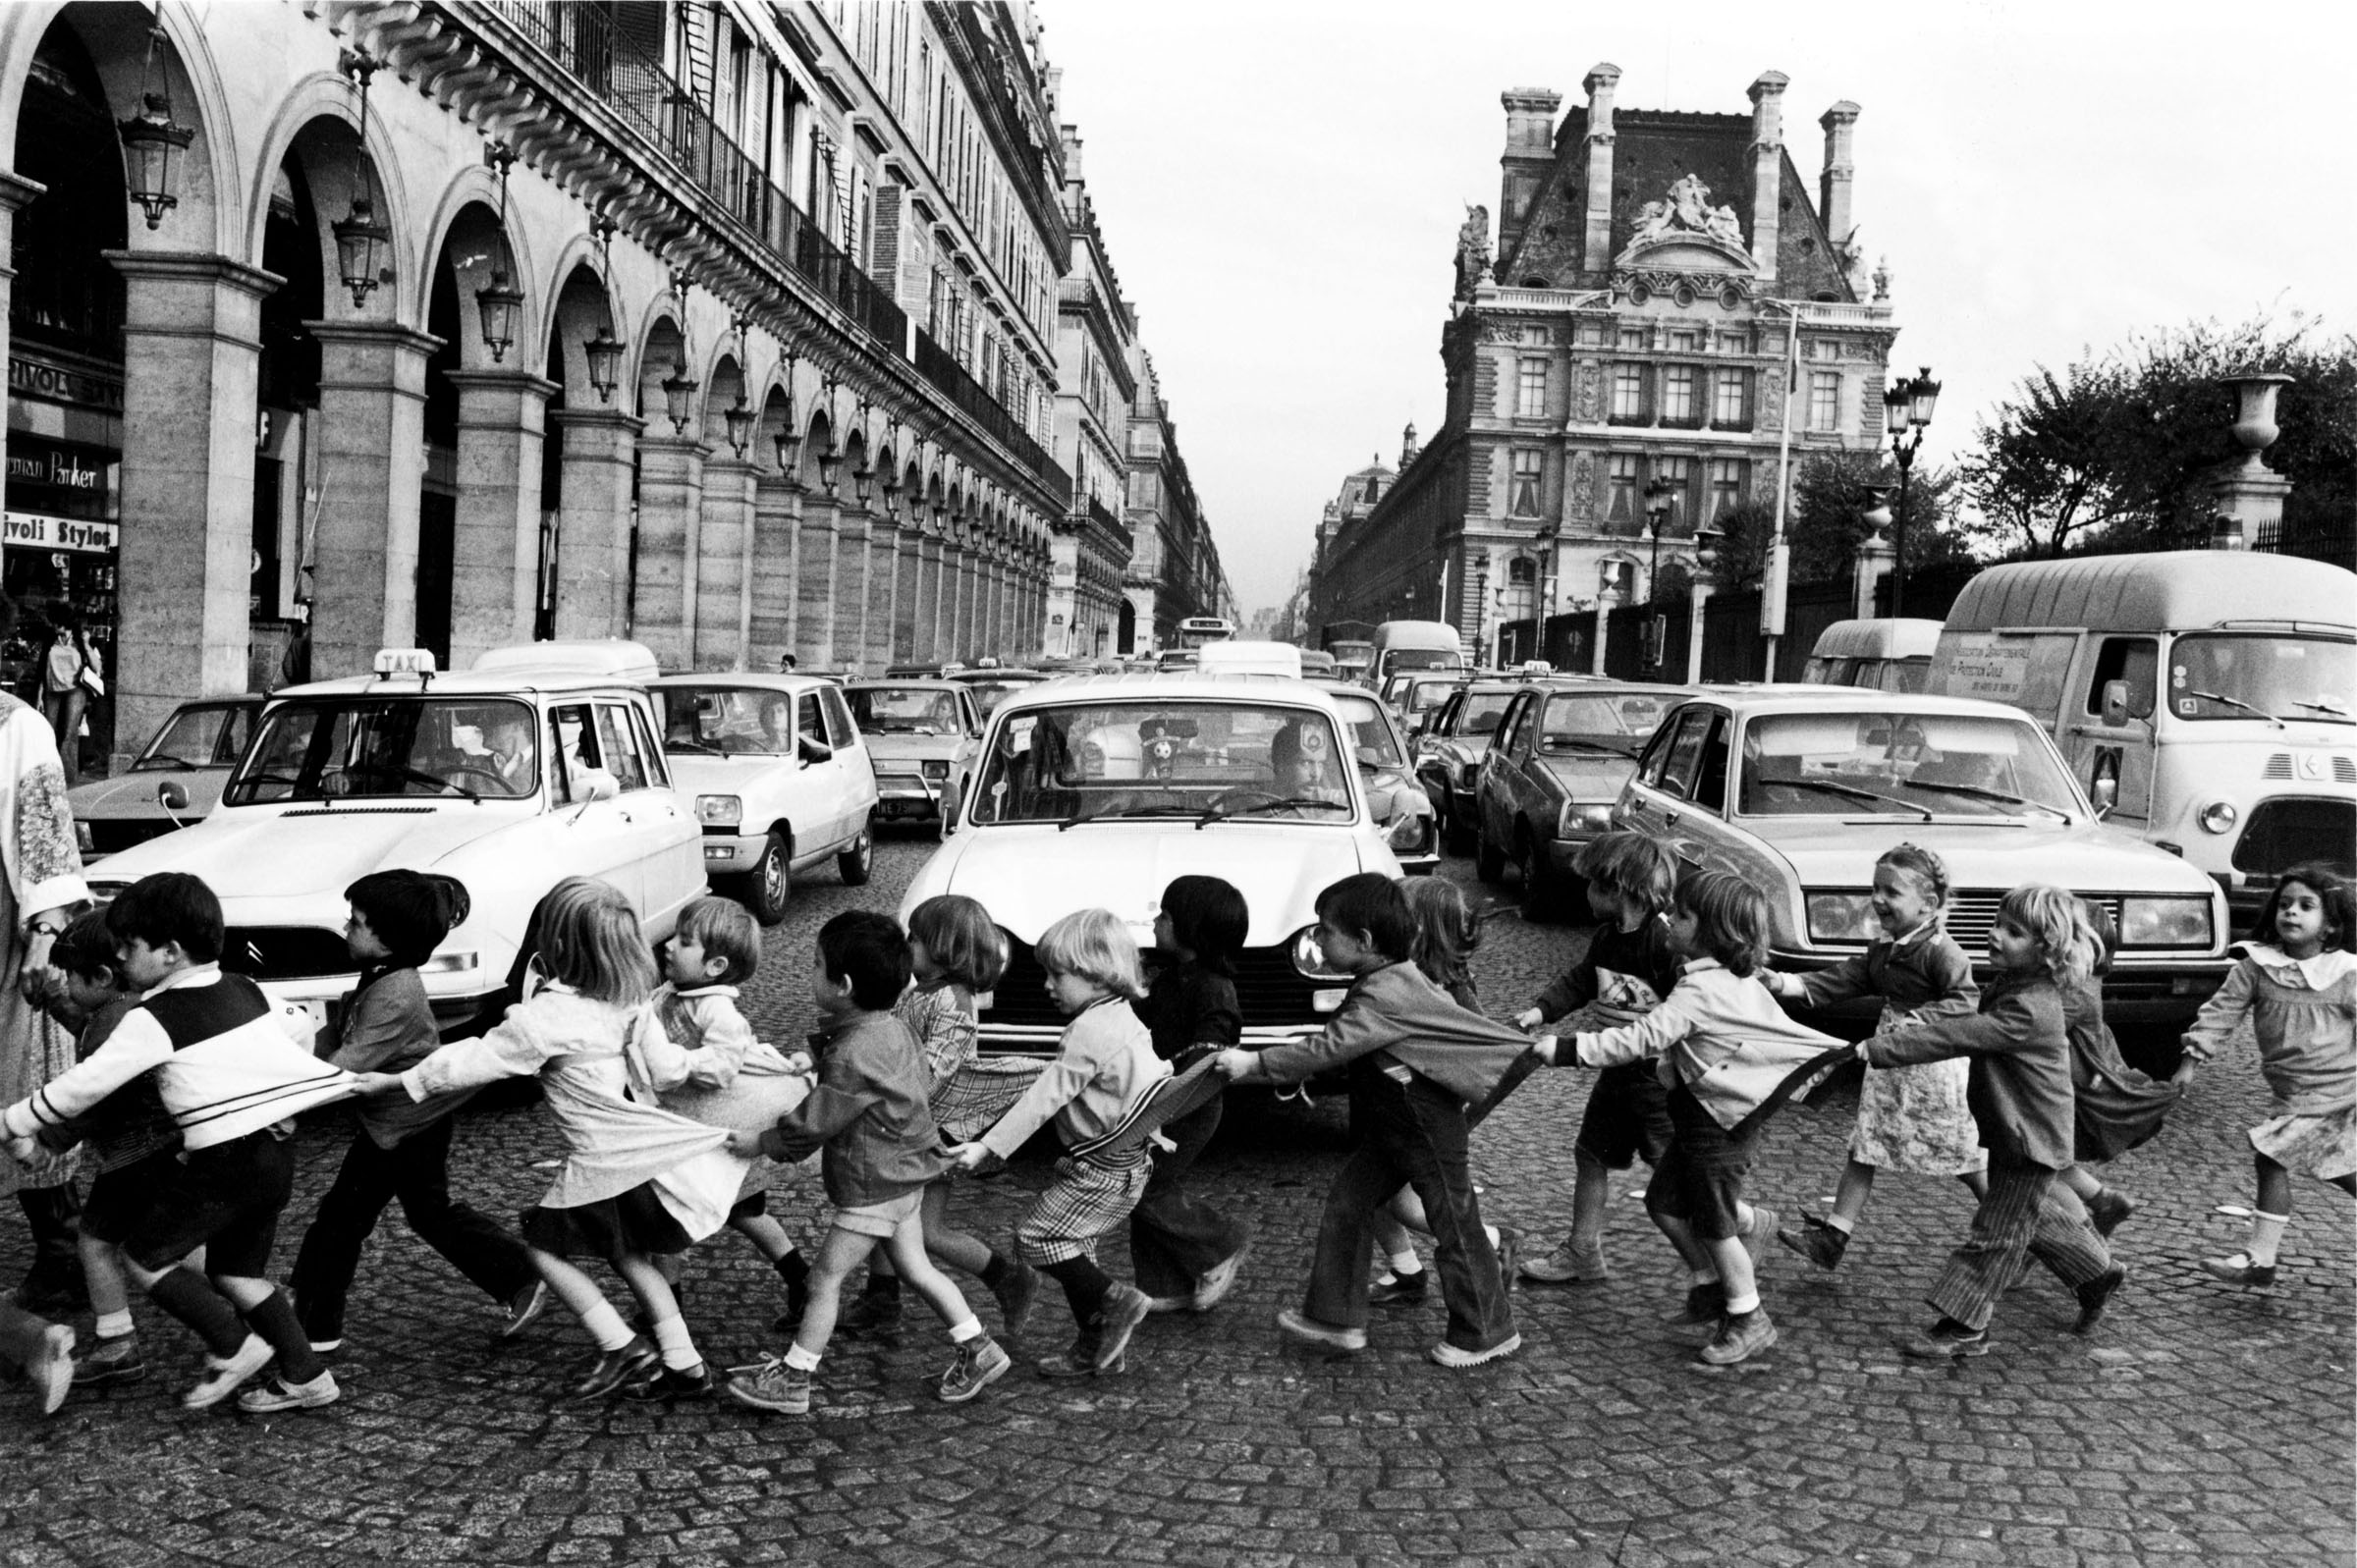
[1496, 87, 1562, 260]
[1746, 72, 1789, 277]
[1579, 64, 1620, 273]
[1400, 421, 1420, 467]
[1818, 101, 1860, 248]
[1059, 125, 1083, 184]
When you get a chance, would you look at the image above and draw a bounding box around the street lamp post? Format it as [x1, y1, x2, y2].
[1882, 366, 1942, 616]
[1642, 475, 1676, 598]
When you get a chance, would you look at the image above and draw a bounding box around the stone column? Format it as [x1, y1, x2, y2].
[444, 368, 555, 671]
[1747, 73, 1790, 276]
[748, 473, 799, 668]
[1580, 67, 1619, 272]
[633, 433, 706, 671]
[832, 509, 870, 674]
[304, 319, 437, 681]
[863, 513, 897, 672]
[106, 250, 278, 751]
[1853, 491, 1895, 620]
[1592, 589, 1616, 676]
[914, 534, 943, 662]
[694, 454, 757, 670]
[548, 406, 642, 640]
[895, 522, 922, 659]
[796, 496, 838, 665]
[1686, 573, 1717, 686]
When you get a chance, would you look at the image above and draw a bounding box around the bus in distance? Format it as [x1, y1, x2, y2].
[1177, 616, 1234, 649]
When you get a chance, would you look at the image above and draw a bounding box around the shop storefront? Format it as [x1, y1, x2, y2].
[5, 352, 121, 775]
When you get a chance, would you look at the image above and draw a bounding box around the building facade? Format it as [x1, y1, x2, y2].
[0, 0, 1084, 768]
[1043, 124, 1134, 661]
[1310, 66, 1896, 659]
[1120, 345, 1222, 653]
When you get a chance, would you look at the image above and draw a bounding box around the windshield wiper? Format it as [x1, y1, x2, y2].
[1904, 780, 2069, 823]
[2184, 689, 2285, 729]
[1057, 802, 1142, 831]
[1195, 795, 1345, 829]
[667, 738, 722, 753]
[1768, 776, 1932, 821]
[2294, 697, 2353, 720]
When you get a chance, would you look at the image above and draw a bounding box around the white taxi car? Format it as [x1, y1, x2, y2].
[647, 674, 878, 924]
[899, 673, 1406, 1055]
[1613, 685, 2232, 1029]
[82, 643, 706, 1049]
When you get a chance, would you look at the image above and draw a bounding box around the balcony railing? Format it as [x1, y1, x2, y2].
[910, 327, 1063, 491]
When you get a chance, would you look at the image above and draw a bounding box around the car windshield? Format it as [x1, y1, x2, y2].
[652, 685, 796, 754]
[1540, 692, 1671, 756]
[848, 686, 962, 735]
[1456, 691, 1516, 735]
[2169, 634, 2354, 723]
[136, 703, 251, 772]
[970, 700, 1355, 825]
[226, 698, 540, 803]
[1405, 681, 1456, 718]
[1738, 711, 2080, 819]
[1333, 695, 1405, 768]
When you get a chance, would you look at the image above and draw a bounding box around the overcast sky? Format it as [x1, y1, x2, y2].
[1042, 0, 2353, 616]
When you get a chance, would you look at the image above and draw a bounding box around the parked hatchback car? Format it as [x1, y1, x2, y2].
[70, 693, 265, 860]
[1613, 686, 2231, 1029]
[1474, 679, 1688, 915]
[900, 673, 1405, 1056]
[1413, 679, 1521, 849]
[82, 643, 705, 1051]
[647, 674, 878, 924]
[844, 678, 983, 832]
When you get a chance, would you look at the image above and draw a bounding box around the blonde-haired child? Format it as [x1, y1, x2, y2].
[355, 877, 740, 1402]
[1763, 842, 1983, 1271]
[1855, 883, 2123, 1358]
[951, 908, 1169, 1377]
[843, 894, 1045, 1340]
[2176, 862, 2356, 1286]
[651, 895, 817, 1339]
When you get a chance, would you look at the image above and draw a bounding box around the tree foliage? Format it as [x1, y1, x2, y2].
[1960, 313, 2357, 559]
[1700, 452, 1968, 593]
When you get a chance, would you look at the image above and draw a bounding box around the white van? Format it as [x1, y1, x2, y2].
[1803, 619, 1942, 693]
[1371, 621, 1466, 684]
[1927, 552, 2355, 925]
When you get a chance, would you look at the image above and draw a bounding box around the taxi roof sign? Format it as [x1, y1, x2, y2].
[373, 648, 438, 677]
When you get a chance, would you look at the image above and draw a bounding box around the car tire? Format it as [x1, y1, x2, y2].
[1517, 832, 1555, 922]
[728, 831, 792, 926]
[1474, 822, 1507, 883]
[837, 825, 874, 886]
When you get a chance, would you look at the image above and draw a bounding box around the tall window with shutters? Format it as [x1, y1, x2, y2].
[1608, 454, 1640, 522]
[1660, 365, 1698, 426]
[1508, 450, 1544, 517]
[1610, 364, 1646, 423]
[1808, 371, 1841, 432]
[1713, 368, 1752, 428]
[1708, 459, 1747, 520]
[1515, 358, 1549, 417]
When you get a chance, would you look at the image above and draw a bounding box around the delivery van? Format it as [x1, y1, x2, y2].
[1927, 551, 2355, 923]
[1371, 621, 1467, 683]
[1802, 619, 1942, 692]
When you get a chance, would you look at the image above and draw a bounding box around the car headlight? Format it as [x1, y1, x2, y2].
[1387, 812, 1433, 853]
[2196, 800, 2238, 835]
[420, 949, 480, 975]
[2118, 896, 2212, 948]
[920, 760, 951, 781]
[1557, 801, 1615, 838]
[1805, 891, 1880, 944]
[1290, 926, 1348, 980]
[695, 794, 742, 826]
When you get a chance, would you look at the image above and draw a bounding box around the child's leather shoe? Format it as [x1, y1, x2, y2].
[2201, 1252, 2275, 1287]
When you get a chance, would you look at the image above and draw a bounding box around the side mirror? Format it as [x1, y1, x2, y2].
[938, 778, 962, 834]
[2089, 772, 2118, 817]
[2101, 679, 2131, 729]
[797, 734, 832, 767]
[156, 781, 191, 815]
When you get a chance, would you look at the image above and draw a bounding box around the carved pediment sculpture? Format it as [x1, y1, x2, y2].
[1622, 174, 1751, 272]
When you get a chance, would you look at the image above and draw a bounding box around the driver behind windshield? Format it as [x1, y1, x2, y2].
[1269, 720, 1347, 806]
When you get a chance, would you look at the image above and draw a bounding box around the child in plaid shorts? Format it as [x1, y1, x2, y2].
[951, 908, 1170, 1378]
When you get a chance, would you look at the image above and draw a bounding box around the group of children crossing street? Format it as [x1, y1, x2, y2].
[2, 834, 2349, 1419]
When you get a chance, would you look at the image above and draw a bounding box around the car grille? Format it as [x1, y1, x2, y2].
[219, 927, 355, 983]
[84, 819, 176, 855]
[1943, 892, 2123, 953]
[985, 940, 1328, 1036]
[2232, 798, 2357, 876]
[2262, 753, 2357, 783]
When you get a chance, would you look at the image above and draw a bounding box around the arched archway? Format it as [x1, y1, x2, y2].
[416, 198, 514, 666]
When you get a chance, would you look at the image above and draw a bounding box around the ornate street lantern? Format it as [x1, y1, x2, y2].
[332, 52, 390, 309]
[474, 145, 524, 362]
[661, 358, 698, 434]
[117, 25, 193, 231]
[723, 395, 753, 457]
[582, 215, 623, 402]
[817, 441, 843, 496]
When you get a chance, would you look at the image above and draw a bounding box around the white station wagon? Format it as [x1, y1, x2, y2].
[1612, 685, 2233, 1030]
[900, 673, 1406, 1055]
[82, 642, 705, 1049]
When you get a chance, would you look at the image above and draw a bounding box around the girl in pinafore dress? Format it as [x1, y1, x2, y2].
[1765, 843, 1984, 1271]
[2176, 861, 2357, 1286]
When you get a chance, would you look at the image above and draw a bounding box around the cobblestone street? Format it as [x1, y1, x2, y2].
[4, 839, 2350, 1567]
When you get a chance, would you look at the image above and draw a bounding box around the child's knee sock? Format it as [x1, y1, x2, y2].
[576, 1299, 636, 1353]
[648, 1312, 702, 1372]
[860, 1266, 902, 1301]
[145, 1267, 247, 1358]
[1040, 1257, 1113, 1324]
[979, 1251, 1012, 1289]
[773, 1248, 808, 1286]
[239, 1287, 325, 1382]
[2246, 1211, 2290, 1268]
[1387, 1243, 1424, 1279]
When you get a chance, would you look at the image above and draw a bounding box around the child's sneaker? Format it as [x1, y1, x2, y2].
[236, 1370, 341, 1413]
[936, 1335, 1011, 1403]
[1428, 1331, 1521, 1369]
[2072, 1266, 2127, 1334]
[498, 1280, 548, 1339]
[1092, 1284, 1151, 1373]
[1777, 1217, 1848, 1271]
[570, 1336, 659, 1400]
[1666, 1280, 1727, 1326]
[72, 1332, 145, 1386]
[2200, 1252, 2276, 1287]
[1698, 1308, 1777, 1366]
[2083, 1188, 2134, 1237]
[1276, 1309, 1367, 1352]
[1035, 1328, 1102, 1379]
[1900, 1317, 1989, 1358]
[722, 1355, 811, 1414]
[989, 1262, 1039, 1339]
[1368, 1269, 1428, 1307]
[182, 1333, 274, 1409]
[1519, 1240, 1608, 1285]
[1190, 1244, 1249, 1312]
[27, 1323, 74, 1416]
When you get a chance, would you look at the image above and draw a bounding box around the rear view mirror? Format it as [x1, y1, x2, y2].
[155, 781, 190, 814]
